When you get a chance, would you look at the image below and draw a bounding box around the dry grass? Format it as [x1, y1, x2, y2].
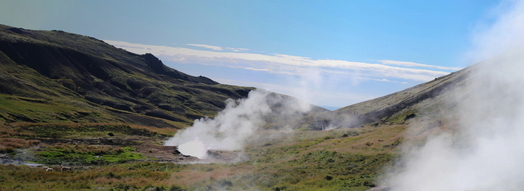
[0, 163, 182, 190]
[0, 138, 39, 152]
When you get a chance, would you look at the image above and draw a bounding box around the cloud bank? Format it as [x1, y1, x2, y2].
[377, 60, 462, 71]
[187, 43, 223, 51]
[105, 40, 458, 82]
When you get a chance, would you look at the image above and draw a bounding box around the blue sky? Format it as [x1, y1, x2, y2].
[0, 0, 506, 110]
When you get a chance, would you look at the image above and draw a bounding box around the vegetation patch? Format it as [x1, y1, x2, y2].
[35, 143, 145, 165]
[0, 138, 39, 153]
[0, 162, 185, 190]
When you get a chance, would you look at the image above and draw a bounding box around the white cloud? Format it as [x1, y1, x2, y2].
[185, 44, 250, 52]
[243, 67, 271, 72]
[226, 47, 250, 52]
[186, 44, 223, 51]
[356, 77, 406, 83]
[104, 40, 456, 82]
[378, 60, 463, 70]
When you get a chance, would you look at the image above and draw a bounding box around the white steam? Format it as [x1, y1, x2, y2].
[177, 137, 208, 158]
[164, 89, 311, 159]
[164, 89, 270, 158]
[383, 1, 524, 190]
[467, 0, 524, 63]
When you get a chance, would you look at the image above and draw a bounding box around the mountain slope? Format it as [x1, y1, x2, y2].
[0, 25, 326, 129]
[337, 66, 472, 123]
[298, 65, 474, 130]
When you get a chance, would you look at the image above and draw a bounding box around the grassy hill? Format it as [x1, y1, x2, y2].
[0, 24, 261, 128]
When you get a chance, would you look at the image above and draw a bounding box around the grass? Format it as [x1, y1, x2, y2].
[0, 162, 186, 190]
[176, 125, 405, 190]
[0, 137, 39, 153]
[2, 122, 177, 139]
[35, 144, 146, 165]
[0, 122, 176, 166]
[0, 84, 406, 189]
[0, 94, 120, 124]
[0, 124, 407, 190]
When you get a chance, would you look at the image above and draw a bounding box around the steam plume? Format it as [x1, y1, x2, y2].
[381, 1, 524, 190]
[164, 89, 312, 159]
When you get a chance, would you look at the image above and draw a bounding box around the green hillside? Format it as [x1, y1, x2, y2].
[0, 24, 262, 128]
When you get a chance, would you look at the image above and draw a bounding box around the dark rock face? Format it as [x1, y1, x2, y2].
[404, 113, 417, 121]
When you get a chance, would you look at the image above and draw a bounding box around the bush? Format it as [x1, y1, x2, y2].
[169, 185, 183, 191]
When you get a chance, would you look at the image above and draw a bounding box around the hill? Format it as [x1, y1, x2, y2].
[0, 25, 326, 130]
[296, 65, 474, 130]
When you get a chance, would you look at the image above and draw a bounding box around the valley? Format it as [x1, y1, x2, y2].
[0, 25, 466, 190]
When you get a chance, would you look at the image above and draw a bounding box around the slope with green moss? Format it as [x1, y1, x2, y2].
[0, 24, 260, 129]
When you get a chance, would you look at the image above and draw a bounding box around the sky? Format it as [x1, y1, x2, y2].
[0, 0, 504, 110]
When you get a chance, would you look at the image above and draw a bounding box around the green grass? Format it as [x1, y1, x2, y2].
[35, 144, 146, 165]
[0, 95, 119, 124]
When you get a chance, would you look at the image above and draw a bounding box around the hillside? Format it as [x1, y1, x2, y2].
[337, 66, 472, 123]
[297, 65, 474, 130]
[0, 25, 326, 130]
